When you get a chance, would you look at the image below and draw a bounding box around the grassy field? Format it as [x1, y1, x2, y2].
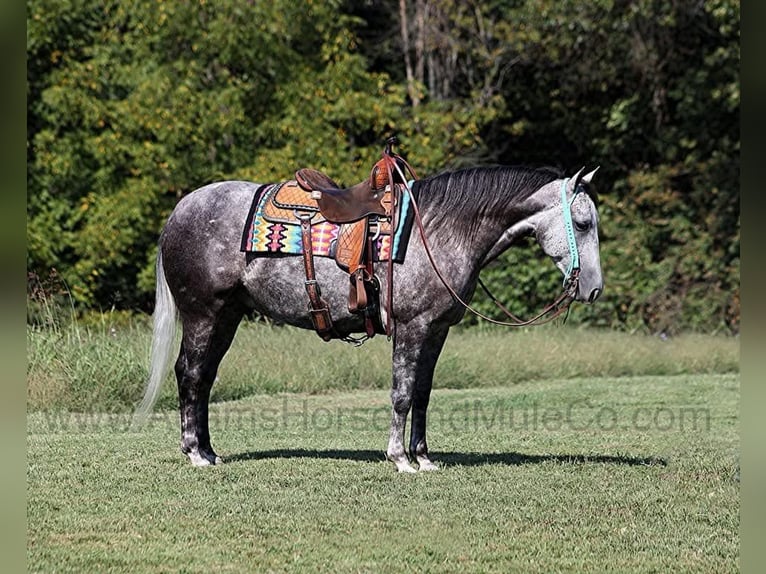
[27, 318, 739, 572]
[28, 373, 739, 573]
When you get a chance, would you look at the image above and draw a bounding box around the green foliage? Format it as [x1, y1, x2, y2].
[27, 0, 739, 331]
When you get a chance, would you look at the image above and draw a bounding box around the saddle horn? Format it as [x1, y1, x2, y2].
[384, 135, 399, 156]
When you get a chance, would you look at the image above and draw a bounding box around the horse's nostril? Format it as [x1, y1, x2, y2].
[588, 288, 601, 303]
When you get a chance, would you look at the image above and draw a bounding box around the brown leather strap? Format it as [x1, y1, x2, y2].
[344, 218, 369, 313]
[298, 214, 335, 341]
[363, 236, 377, 338]
[347, 269, 366, 312]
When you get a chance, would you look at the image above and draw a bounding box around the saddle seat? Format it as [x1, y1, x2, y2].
[295, 168, 389, 224]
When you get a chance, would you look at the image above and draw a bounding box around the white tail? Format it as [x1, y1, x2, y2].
[132, 252, 178, 426]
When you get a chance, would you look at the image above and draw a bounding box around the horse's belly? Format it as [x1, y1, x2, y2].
[241, 255, 368, 332]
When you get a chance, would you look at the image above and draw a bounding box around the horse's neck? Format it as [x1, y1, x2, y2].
[418, 183, 542, 272]
[478, 189, 545, 267]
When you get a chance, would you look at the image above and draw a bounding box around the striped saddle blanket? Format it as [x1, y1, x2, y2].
[240, 180, 416, 266]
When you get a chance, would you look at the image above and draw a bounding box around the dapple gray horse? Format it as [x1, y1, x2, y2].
[135, 165, 603, 472]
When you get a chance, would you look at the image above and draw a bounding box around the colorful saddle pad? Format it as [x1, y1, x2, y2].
[240, 180, 416, 264]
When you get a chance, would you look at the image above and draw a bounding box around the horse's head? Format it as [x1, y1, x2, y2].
[531, 167, 604, 304]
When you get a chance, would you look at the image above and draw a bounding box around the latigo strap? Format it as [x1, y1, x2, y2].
[298, 214, 335, 341]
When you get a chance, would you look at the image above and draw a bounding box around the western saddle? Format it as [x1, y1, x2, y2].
[279, 137, 414, 343]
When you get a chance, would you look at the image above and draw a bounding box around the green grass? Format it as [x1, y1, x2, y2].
[27, 314, 740, 571]
[28, 373, 739, 573]
[27, 318, 739, 412]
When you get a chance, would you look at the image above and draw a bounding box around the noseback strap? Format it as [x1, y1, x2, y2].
[560, 178, 580, 284]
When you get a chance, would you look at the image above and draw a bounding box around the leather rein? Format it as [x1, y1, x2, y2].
[383, 156, 581, 329]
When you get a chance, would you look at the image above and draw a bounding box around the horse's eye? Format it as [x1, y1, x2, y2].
[574, 220, 591, 232]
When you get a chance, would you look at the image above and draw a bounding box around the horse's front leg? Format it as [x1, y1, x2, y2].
[387, 321, 449, 473]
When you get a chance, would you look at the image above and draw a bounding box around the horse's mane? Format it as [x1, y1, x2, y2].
[414, 165, 564, 232]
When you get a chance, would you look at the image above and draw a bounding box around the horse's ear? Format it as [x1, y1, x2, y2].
[570, 166, 586, 189]
[581, 166, 600, 184]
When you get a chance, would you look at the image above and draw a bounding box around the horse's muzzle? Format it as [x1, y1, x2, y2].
[587, 287, 602, 304]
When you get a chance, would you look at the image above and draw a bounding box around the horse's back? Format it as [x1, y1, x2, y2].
[167, 180, 260, 227]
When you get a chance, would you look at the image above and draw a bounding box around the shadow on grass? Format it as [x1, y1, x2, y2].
[226, 449, 666, 467]
[227, 449, 386, 464]
[436, 451, 667, 467]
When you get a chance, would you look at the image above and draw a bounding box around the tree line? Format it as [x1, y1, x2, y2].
[27, 0, 740, 333]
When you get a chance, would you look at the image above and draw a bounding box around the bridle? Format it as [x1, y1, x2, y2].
[473, 178, 583, 326]
[383, 152, 583, 329]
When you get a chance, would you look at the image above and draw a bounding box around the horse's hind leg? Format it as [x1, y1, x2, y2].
[175, 306, 243, 466]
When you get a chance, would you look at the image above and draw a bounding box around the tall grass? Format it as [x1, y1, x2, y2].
[27, 307, 740, 413]
[27, 316, 150, 412]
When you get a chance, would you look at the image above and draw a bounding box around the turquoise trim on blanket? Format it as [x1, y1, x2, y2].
[392, 183, 412, 257]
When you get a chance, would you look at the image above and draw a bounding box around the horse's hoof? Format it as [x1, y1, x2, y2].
[396, 462, 417, 473]
[417, 459, 439, 472]
[188, 452, 213, 467]
[387, 454, 417, 473]
[186, 450, 222, 467]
